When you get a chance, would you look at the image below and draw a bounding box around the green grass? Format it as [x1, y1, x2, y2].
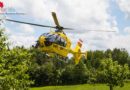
[30, 83, 130, 90]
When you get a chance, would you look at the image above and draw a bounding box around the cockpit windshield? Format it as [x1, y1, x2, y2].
[45, 33, 67, 47]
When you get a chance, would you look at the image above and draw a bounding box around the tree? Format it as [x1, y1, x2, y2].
[61, 64, 74, 84]
[86, 50, 105, 69]
[61, 60, 89, 85]
[98, 55, 129, 90]
[0, 28, 33, 90]
[28, 48, 65, 86]
[105, 49, 112, 58]
[112, 48, 129, 65]
[127, 56, 130, 67]
[72, 60, 89, 84]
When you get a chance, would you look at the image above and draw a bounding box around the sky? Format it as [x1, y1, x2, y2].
[0, 0, 130, 54]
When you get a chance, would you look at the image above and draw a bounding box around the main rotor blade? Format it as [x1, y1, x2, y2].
[52, 12, 60, 27]
[85, 30, 116, 32]
[6, 19, 56, 28]
[63, 27, 73, 30]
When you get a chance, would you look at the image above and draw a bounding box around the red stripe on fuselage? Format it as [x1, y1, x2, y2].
[78, 42, 82, 47]
[79, 39, 83, 43]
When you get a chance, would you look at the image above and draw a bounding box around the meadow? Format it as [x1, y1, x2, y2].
[30, 83, 130, 90]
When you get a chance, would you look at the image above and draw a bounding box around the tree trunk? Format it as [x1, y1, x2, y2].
[110, 86, 113, 90]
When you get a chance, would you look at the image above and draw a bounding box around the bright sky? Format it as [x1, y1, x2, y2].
[1, 0, 130, 53]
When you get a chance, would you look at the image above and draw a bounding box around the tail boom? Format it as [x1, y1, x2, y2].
[73, 39, 87, 64]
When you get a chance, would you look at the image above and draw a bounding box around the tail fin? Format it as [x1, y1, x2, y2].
[73, 39, 83, 64]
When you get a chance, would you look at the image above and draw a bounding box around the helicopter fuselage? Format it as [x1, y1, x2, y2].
[37, 30, 72, 57]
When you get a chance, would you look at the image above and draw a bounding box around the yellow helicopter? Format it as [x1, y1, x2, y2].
[6, 12, 116, 64]
[6, 12, 87, 64]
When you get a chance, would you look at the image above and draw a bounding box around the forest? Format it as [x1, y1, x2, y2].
[0, 27, 130, 90]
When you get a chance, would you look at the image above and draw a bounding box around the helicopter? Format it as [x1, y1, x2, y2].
[6, 12, 87, 64]
[6, 12, 116, 64]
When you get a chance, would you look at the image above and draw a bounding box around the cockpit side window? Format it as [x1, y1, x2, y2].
[56, 35, 61, 42]
[55, 35, 67, 47]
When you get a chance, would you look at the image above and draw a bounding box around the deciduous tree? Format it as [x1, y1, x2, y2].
[0, 27, 33, 90]
[98, 55, 129, 90]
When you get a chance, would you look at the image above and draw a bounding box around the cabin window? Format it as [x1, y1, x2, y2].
[45, 33, 67, 47]
[45, 34, 56, 42]
[55, 35, 67, 47]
